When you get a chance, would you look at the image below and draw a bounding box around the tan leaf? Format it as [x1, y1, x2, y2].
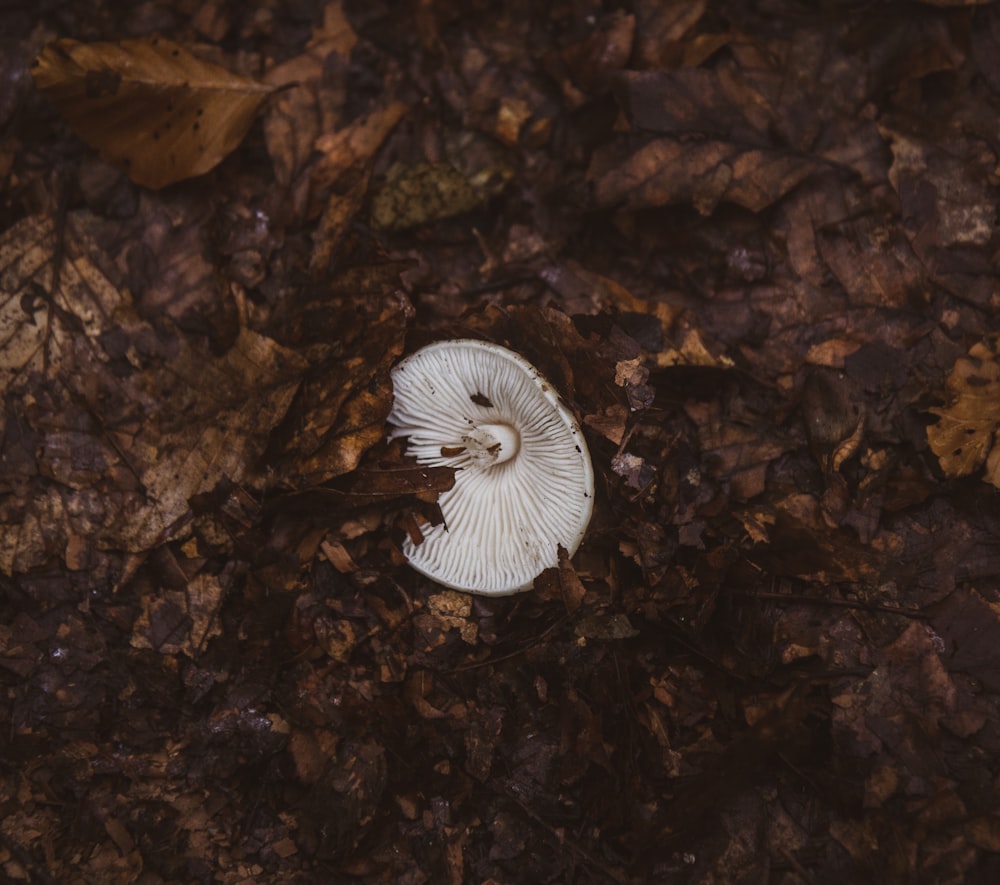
[657, 327, 734, 369]
[927, 338, 1000, 486]
[31, 36, 275, 189]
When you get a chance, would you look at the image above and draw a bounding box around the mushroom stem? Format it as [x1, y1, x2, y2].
[462, 422, 521, 466]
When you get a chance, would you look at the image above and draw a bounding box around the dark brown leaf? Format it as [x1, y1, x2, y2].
[589, 137, 821, 214]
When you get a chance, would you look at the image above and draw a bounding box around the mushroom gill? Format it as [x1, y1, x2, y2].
[387, 339, 594, 595]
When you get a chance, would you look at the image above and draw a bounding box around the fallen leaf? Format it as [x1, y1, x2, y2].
[308, 100, 408, 273]
[657, 327, 734, 369]
[589, 137, 820, 215]
[632, 0, 707, 68]
[265, 265, 410, 487]
[311, 100, 409, 196]
[882, 126, 997, 250]
[130, 571, 225, 657]
[927, 337, 1000, 487]
[929, 588, 1000, 693]
[371, 162, 486, 231]
[31, 36, 275, 189]
[584, 403, 629, 445]
[574, 612, 639, 641]
[263, 1, 358, 187]
[612, 68, 775, 143]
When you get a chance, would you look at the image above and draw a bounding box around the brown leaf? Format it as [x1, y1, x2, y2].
[800, 368, 865, 473]
[31, 36, 275, 189]
[130, 571, 225, 657]
[574, 612, 638, 641]
[272, 306, 403, 488]
[557, 547, 587, 614]
[561, 11, 635, 94]
[308, 101, 408, 273]
[816, 217, 927, 309]
[882, 126, 997, 251]
[589, 137, 820, 215]
[311, 100, 409, 196]
[927, 337, 1000, 486]
[263, 1, 358, 187]
[266, 267, 409, 487]
[929, 588, 1000, 693]
[632, 0, 707, 68]
[584, 404, 629, 445]
[613, 69, 776, 144]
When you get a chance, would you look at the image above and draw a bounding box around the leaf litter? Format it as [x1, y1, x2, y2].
[3, 1, 1000, 883]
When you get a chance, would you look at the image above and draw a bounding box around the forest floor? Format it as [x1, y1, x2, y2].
[2, 0, 1000, 882]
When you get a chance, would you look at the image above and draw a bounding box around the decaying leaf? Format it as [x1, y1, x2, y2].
[574, 611, 639, 640]
[882, 126, 998, 250]
[927, 337, 1000, 488]
[589, 137, 820, 215]
[263, 0, 358, 187]
[308, 100, 409, 274]
[265, 259, 410, 488]
[371, 154, 514, 232]
[130, 571, 225, 657]
[657, 327, 734, 369]
[929, 588, 1000, 693]
[31, 36, 275, 189]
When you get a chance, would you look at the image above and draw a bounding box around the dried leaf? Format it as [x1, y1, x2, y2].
[927, 338, 1000, 486]
[584, 403, 629, 445]
[613, 68, 775, 143]
[31, 36, 275, 189]
[589, 137, 820, 215]
[801, 368, 865, 473]
[657, 327, 734, 369]
[266, 271, 409, 488]
[557, 547, 587, 614]
[632, 0, 707, 68]
[882, 126, 997, 250]
[263, 1, 358, 186]
[130, 571, 225, 657]
[574, 612, 638, 641]
[371, 163, 485, 231]
[929, 588, 1000, 693]
[308, 101, 408, 272]
[311, 100, 409, 195]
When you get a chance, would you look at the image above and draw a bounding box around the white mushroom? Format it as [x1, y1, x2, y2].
[388, 339, 595, 595]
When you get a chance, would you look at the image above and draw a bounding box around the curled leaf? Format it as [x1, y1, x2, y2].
[31, 36, 275, 189]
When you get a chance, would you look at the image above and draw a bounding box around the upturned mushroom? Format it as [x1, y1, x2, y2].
[388, 339, 594, 595]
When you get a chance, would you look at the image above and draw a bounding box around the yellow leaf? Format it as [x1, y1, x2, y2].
[31, 36, 275, 189]
[927, 338, 1000, 487]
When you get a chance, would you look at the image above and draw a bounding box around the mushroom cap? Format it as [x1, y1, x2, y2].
[388, 339, 594, 595]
